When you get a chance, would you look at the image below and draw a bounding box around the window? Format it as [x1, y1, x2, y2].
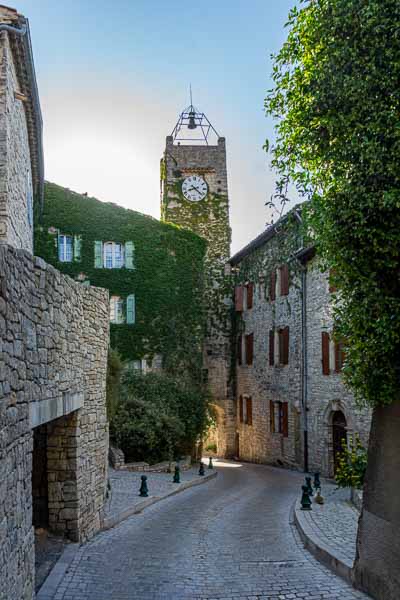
[280, 264, 289, 296]
[322, 331, 330, 375]
[235, 285, 244, 312]
[104, 242, 124, 269]
[335, 341, 345, 372]
[245, 333, 254, 365]
[272, 401, 288, 437]
[58, 235, 73, 262]
[278, 327, 289, 365]
[269, 270, 276, 301]
[245, 396, 253, 425]
[239, 395, 244, 423]
[110, 296, 124, 324]
[269, 330, 275, 366]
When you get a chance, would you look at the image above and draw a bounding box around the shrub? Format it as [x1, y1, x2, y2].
[335, 436, 368, 490]
[106, 348, 124, 421]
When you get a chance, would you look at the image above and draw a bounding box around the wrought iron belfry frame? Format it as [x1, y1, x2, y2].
[171, 104, 220, 145]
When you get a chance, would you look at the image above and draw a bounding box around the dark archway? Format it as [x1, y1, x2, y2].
[332, 410, 347, 473]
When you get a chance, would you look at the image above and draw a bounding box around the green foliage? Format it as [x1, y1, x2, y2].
[106, 348, 124, 421]
[35, 183, 207, 375]
[335, 436, 368, 490]
[265, 0, 400, 406]
[110, 370, 212, 463]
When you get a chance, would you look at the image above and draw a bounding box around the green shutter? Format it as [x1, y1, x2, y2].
[94, 241, 103, 268]
[126, 294, 135, 324]
[125, 241, 135, 270]
[73, 235, 82, 262]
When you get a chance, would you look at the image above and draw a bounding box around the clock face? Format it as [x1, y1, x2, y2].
[181, 175, 208, 202]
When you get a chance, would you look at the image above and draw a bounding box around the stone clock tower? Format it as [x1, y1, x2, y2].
[160, 104, 234, 457]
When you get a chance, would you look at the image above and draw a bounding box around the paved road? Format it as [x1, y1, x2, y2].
[50, 461, 369, 600]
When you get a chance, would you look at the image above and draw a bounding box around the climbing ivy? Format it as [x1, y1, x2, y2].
[35, 182, 207, 378]
[265, 0, 400, 407]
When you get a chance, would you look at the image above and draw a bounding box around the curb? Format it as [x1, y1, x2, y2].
[36, 543, 80, 600]
[292, 499, 354, 585]
[101, 470, 218, 531]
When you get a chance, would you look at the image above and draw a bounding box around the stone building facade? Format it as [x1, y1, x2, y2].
[229, 210, 371, 476]
[161, 122, 235, 457]
[0, 7, 110, 599]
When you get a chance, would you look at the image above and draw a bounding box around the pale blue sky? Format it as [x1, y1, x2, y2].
[16, 0, 297, 253]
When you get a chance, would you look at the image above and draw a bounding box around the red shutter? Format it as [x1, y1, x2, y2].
[235, 285, 244, 312]
[269, 400, 275, 433]
[322, 331, 330, 375]
[246, 283, 254, 310]
[280, 264, 289, 296]
[269, 330, 275, 366]
[246, 397, 253, 425]
[239, 395, 243, 423]
[246, 333, 254, 365]
[237, 335, 242, 365]
[282, 327, 289, 365]
[282, 402, 289, 437]
[270, 270, 276, 301]
[278, 329, 284, 364]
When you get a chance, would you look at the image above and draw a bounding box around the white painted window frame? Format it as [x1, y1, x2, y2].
[58, 234, 73, 262]
[103, 241, 124, 269]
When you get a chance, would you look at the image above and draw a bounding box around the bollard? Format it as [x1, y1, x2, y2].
[208, 457, 213, 470]
[199, 461, 205, 476]
[300, 484, 312, 510]
[173, 465, 180, 484]
[313, 471, 321, 491]
[305, 476, 313, 496]
[315, 490, 324, 505]
[139, 475, 148, 497]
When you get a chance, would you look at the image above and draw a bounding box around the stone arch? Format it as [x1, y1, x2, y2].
[321, 399, 354, 477]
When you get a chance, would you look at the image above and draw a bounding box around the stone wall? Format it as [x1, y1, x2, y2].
[0, 30, 33, 252]
[0, 245, 109, 600]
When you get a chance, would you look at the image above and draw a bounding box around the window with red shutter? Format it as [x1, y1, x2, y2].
[239, 395, 244, 423]
[246, 283, 254, 310]
[270, 270, 276, 301]
[235, 285, 244, 312]
[269, 400, 275, 432]
[280, 264, 289, 296]
[246, 397, 253, 425]
[269, 330, 275, 366]
[322, 331, 330, 375]
[237, 335, 242, 365]
[335, 341, 345, 372]
[245, 333, 254, 365]
[282, 402, 289, 437]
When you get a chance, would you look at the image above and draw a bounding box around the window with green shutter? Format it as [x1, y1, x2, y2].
[125, 241, 135, 270]
[94, 241, 103, 268]
[126, 294, 135, 324]
[73, 235, 82, 262]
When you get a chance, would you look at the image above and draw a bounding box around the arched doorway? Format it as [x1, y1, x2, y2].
[332, 411, 347, 473]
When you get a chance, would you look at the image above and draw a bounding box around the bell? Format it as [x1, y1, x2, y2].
[188, 111, 197, 129]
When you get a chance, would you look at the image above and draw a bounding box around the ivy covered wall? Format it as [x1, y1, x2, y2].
[35, 182, 207, 370]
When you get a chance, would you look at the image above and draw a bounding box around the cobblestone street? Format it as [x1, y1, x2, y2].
[41, 461, 370, 600]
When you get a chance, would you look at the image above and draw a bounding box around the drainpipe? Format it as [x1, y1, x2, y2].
[0, 19, 44, 212]
[301, 266, 309, 473]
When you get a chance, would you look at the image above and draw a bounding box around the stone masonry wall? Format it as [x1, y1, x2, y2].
[306, 258, 371, 477]
[0, 245, 109, 600]
[0, 31, 33, 252]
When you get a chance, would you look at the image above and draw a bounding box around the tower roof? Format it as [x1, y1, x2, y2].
[171, 102, 220, 146]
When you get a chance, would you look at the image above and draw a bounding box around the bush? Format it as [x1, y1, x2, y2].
[109, 369, 212, 464]
[335, 436, 367, 490]
[106, 348, 124, 421]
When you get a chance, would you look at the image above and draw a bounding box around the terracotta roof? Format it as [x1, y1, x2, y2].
[0, 5, 44, 205]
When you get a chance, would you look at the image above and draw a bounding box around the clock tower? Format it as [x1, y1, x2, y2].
[160, 103, 234, 457]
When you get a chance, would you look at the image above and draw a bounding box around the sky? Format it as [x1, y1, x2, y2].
[16, 0, 297, 253]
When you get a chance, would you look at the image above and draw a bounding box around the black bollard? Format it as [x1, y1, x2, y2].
[199, 461, 205, 476]
[313, 472, 321, 491]
[300, 484, 312, 511]
[305, 476, 313, 496]
[173, 465, 180, 484]
[139, 475, 149, 497]
[208, 457, 213, 469]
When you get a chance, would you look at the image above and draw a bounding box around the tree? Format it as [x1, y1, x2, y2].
[265, 2, 400, 598]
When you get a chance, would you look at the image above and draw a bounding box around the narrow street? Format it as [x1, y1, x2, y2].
[47, 462, 369, 600]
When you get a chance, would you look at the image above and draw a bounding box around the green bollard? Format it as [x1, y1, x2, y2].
[300, 484, 312, 511]
[305, 476, 313, 496]
[208, 457, 213, 469]
[173, 465, 180, 484]
[199, 461, 205, 476]
[139, 475, 148, 497]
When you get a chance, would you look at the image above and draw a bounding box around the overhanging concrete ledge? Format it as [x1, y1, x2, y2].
[29, 391, 84, 428]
